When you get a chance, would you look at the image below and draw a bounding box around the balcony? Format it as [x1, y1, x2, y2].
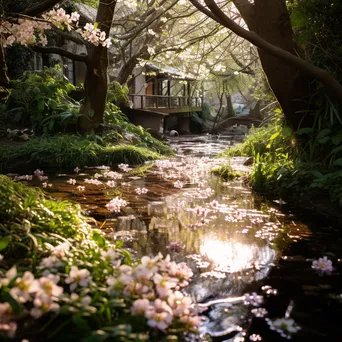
[128, 94, 202, 114]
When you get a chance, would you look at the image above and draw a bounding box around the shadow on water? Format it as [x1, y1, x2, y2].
[10, 134, 342, 341]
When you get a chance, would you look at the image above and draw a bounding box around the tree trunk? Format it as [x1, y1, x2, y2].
[78, 47, 109, 133]
[226, 93, 234, 118]
[0, 44, 10, 101]
[231, 0, 311, 129]
[78, 0, 117, 133]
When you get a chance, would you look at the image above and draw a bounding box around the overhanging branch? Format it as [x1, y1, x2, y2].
[190, 0, 342, 101]
[32, 46, 88, 64]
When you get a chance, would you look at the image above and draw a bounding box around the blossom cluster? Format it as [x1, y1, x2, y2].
[106, 197, 128, 212]
[0, 238, 201, 339]
[135, 187, 148, 195]
[0, 19, 50, 47]
[84, 178, 103, 186]
[1, 7, 111, 48]
[0, 266, 63, 336]
[106, 254, 202, 331]
[103, 171, 123, 180]
[118, 163, 132, 172]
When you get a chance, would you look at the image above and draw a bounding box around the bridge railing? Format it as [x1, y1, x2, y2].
[129, 94, 202, 109]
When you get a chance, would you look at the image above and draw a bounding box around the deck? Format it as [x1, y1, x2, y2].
[128, 94, 202, 114]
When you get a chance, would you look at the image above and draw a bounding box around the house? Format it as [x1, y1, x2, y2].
[124, 62, 203, 134]
[28, 3, 203, 134]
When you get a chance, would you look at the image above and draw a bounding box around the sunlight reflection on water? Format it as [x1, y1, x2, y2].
[200, 238, 276, 273]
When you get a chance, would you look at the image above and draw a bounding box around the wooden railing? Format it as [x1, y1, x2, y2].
[128, 94, 202, 109]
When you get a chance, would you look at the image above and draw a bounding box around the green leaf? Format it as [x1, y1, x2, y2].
[88, 109, 95, 118]
[296, 127, 313, 135]
[37, 99, 45, 112]
[331, 134, 342, 146]
[311, 170, 323, 178]
[72, 316, 90, 332]
[0, 236, 11, 251]
[3, 292, 21, 314]
[49, 119, 55, 131]
[282, 127, 292, 138]
[330, 145, 342, 156]
[92, 231, 106, 247]
[269, 132, 280, 141]
[333, 158, 342, 166]
[317, 128, 331, 139]
[317, 136, 330, 144]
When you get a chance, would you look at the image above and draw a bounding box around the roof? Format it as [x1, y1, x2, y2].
[145, 62, 196, 81]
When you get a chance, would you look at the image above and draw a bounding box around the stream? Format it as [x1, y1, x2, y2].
[10, 135, 342, 341]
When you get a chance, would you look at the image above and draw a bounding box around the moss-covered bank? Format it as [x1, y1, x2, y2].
[0, 134, 167, 172]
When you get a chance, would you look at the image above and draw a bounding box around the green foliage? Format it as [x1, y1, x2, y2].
[103, 102, 173, 155]
[211, 163, 241, 181]
[219, 106, 342, 207]
[191, 102, 213, 131]
[219, 113, 294, 159]
[0, 175, 94, 260]
[0, 135, 162, 172]
[5, 66, 80, 134]
[107, 81, 129, 107]
[289, 0, 342, 81]
[5, 45, 34, 80]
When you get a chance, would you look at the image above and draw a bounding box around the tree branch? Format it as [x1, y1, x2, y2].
[32, 46, 88, 64]
[52, 28, 87, 46]
[190, 0, 342, 101]
[24, 0, 62, 16]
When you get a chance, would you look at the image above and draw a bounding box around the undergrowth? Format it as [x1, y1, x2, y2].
[218, 107, 342, 208]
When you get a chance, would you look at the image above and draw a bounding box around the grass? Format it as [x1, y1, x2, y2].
[0, 134, 164, 172]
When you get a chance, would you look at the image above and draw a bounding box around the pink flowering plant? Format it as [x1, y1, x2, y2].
[0, 175, 202, 341]
[0, 7, 111, 48]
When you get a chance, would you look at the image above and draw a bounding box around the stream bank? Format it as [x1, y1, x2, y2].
[3, 134, 342, 341]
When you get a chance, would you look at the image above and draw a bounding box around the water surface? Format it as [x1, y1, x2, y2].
[11, 134, 342, 341]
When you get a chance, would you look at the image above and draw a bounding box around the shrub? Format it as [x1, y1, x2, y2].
[5, 66, 80, 134]
[103, 102, 173, 156]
